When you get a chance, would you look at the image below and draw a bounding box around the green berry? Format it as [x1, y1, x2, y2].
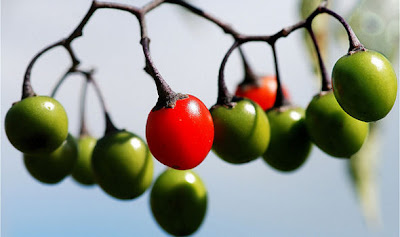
[305, 91, 369, 158]
[92, 130, 153, 200]
[263, 106, 312, 172]
[72, 135, 97, 186]
[150, 169, 207, 236]
[210, 98, 270, 164]
[5, 96, 68, 154]
[24, 134, 77, 184]
[332, 50, 397, 122]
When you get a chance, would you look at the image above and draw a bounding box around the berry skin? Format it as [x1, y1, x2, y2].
[305, 91, 369, 158]
[71, 135, 97, 186]
[24, 133, 77, 184]
[235, 75, 290, 111]
[332, 50, 397, 122]
[92, 130, 153, 200]
[5, 96, 68, 155]
[146, 95, 214, 170]
[210, 98, 270, 164]
[263, 106, 312, 172]
[150, 169, 207, 236]
[235, 75, 278, 111]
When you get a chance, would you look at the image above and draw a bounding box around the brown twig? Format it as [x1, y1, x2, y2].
[50, 67, 118, 135]
[23, 0, 360, 110]
[214, 1, 361, 105]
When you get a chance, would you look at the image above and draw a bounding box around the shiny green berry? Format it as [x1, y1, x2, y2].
[71, 135, 97, 186]
[332, 50, 397, 122]
[24, 134, 77, 184]
[210, 98, 270, 164]
[5, 96, 68, 154]
[150, 169, 207, 236]
[263, 106, 312, 172]
[92, 130, 153, 200]
[305, 91, 369, 158]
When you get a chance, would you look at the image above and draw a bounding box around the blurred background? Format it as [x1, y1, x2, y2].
[1, 0, 398, 236]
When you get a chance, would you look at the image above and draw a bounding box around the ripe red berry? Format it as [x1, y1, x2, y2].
[235, 75, 289, 111]
[146, 95, 214, 170]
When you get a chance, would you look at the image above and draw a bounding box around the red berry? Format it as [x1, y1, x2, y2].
[146, 95, 214, 170]
[235, 75, 289, 110]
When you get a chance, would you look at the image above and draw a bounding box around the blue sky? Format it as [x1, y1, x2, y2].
[2, 0, 399, 236]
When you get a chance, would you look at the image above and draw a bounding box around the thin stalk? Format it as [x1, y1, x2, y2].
[306, 26, 331, 91]
[50, 68, 75, 97]
[217, 41, 241, 107]
[238, 47, 259, 86]
[270, 43, 288, 108]
[23, 0, 358, 110]
[79, 78, 90, 137]
[86, 73, 119, 135]
[320, 7, 365, 53]
[22, 41, 63, 99]
[140, 37, 185, 110]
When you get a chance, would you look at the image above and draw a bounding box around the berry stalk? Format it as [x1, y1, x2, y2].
[237, 47, 260, 87]
[305, 26, 331, 92]
[270, 43, 289, 108]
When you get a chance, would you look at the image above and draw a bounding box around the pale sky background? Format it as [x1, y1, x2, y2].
[1, 0, 399, 236]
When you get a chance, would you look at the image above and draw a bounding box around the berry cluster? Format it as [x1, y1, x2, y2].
[4, 0, 397, 235]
